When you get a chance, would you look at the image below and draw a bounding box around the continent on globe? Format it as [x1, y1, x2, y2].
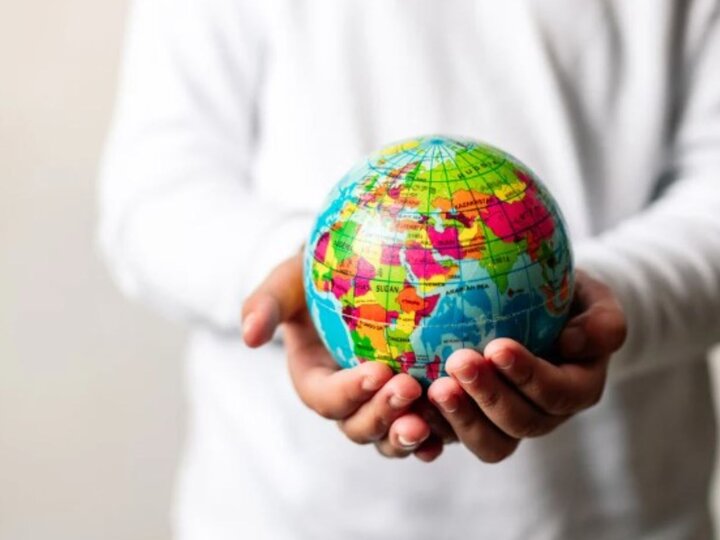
[304, 135, 574, 386]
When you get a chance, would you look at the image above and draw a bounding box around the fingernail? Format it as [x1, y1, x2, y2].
[492, 352, 515, 370]
[367, 428, 386, 442]
[389, 394, 414, 410]
[455, 362, 478, 384]
[563, 328, 587, 356]
[398, 435, 420, 449]
[436, 394, 459, 413]
[362, 376, 383, 392]
[242, 313, 257, 341]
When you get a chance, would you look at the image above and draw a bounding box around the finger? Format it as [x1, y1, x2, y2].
[374, 412, 431, 458]
[444, 350, 567, 439]
[289, 355, 395, 420]
[559, 270, 627, 358]
[485, 338, 608, 416]
[412, 397, 458, 444]
[427, 376, 520, 463]
[391, 412, 432, 451]
[413, 435, 445, 463]
[241, 252, 305, 347]
[339, 374, 423, 443]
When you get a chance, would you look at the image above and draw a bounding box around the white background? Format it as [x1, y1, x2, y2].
[0, 1, 718, 538]
[0, 1, 185, 538]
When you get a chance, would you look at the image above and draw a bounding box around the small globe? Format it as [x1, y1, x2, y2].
[304, 135, 574, 385]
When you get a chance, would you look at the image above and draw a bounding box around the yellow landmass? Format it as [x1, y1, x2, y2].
[493, 175, 527, 203]
[379, 138, 421, 157]
[396, 312, 416, 334]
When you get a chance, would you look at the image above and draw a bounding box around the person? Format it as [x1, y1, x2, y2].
[99, 0, 720, 538]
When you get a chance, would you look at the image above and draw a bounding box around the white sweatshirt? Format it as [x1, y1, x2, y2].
[99, 1, 720, 538]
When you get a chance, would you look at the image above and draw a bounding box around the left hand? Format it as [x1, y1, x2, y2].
[426, 270, 627, 463]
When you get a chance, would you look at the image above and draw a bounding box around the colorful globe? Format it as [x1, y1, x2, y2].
[304, 136, 574, 385]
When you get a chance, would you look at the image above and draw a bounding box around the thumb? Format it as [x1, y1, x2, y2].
[559, 270, 627, 359]
[241, 251, 306, 347]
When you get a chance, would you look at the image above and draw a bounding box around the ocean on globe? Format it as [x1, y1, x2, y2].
[304, 135, 574, 385]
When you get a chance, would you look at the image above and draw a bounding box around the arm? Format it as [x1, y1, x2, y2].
[98, 0, 310, 330]
[575, 4, 720, 380]
[101, 2, 448, 458]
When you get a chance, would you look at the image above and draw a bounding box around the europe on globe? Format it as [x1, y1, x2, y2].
[304, 136, 574, 385]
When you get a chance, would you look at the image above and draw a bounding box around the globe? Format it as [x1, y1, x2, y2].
[304, 135, 574, 385]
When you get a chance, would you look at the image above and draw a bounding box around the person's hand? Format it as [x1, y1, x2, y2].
[426, 270, 627, 463]
[241, 252, 454, 462]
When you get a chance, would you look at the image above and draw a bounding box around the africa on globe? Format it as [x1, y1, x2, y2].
[304, 136, 574, 385]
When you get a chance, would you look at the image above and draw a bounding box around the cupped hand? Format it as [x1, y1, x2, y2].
[241, 252, 453, 462]
[427, 270, 627, 463]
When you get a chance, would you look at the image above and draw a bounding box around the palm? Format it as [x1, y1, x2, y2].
[284, 310, 338, 372]
[283, 306, 457, 450]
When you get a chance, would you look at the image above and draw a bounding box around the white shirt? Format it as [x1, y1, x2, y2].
[99, 1, 720, 538]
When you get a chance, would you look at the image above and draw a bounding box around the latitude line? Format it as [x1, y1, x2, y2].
[313, 223, 563, 286]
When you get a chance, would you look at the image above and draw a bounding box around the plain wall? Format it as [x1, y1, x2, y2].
[1, 2, 719, 539]
[0, 1, 185, 539]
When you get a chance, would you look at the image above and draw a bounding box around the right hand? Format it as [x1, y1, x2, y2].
[241, 252, 455, 462]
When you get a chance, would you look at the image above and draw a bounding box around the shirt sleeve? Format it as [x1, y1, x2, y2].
[574, 5, 720, 380]
[98, 0, 312, 332]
